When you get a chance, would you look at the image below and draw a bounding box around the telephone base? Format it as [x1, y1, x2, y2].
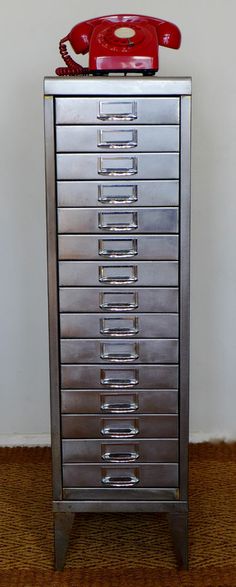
[90, 69, 156, 76]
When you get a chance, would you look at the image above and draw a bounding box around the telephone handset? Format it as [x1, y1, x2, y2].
[55, 14, 181, 76]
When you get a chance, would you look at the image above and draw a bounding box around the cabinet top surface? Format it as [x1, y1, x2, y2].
[44, 76, 192, 96]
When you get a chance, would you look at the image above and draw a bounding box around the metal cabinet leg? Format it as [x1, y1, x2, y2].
[54, 512, 75, 570]
[168, 512, 188, 569]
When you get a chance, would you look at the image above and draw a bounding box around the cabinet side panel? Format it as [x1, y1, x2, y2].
[44, 96, 62, 500]
[179, 95, 191, 501]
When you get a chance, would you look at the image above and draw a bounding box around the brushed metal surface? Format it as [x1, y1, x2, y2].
[61, 365, 178, 390]
[62, 463, 178, 488]
[62, 438, 178, 463]
[62, 414, 178, 439]
[44, 96, 62, 501]
[59, 261, 178, 287]
[57, 180, 179, 207]
[60, 339, 178, 364]
[61, 390, 178, 414]
[45, 76, 191, 97]
[45, 77, 191, 572]
[55, 97, 180, 124]
[61, 488, 179, 502]
[57, 153, 179, 180]
[60, 313, 178, 339]
[59, 287, 178, 313]
[56, 125, 179, 153]
[58, 208, 178, 234]
[178, 95, 191, 502]
[58, 235, 178, 261]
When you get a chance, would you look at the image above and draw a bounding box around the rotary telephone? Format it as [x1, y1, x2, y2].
[55, 14, 181, 76]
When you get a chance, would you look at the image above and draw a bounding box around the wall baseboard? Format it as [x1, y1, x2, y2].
[0, 434, 51, 446]
[0, 432, 235, 447]
[190, 431, 236, 443]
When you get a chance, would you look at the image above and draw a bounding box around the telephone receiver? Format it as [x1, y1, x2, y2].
[55, 14, 181, 76]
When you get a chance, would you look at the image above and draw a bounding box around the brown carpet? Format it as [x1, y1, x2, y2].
[0, 443, 236, 586]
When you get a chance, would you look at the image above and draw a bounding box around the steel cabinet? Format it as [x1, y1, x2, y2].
[44, 76, 191, 570]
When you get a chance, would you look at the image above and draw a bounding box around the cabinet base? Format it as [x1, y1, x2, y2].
[168, 511, 188, 570]
[53, 509, 188, 571]
[54, 512, 75, 571]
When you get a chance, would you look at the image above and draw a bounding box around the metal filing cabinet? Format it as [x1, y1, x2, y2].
[44, 77, 191, 570]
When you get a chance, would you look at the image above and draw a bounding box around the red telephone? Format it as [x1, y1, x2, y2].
[55, 14, 181, 76]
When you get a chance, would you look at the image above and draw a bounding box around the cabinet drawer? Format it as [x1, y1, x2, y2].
[58, 208, 178, 234]
[61, 390, 178, 415]
[63, 463, 178, 488]
[60, 339, 178, 364]
[57, 153, 179, 180]
[59, 287, 178, 313]
[56, 125, 179, 153]
[55, 97, 180, 125]
[61, 365, 178, 390]
[62, 414, 178, 439]
[59, 261, 178, 287]
[60, 313, 178, 339]
[63, 486, 178, 501]
[57, 180, 179, 207]
[58, 235, 178, 261]
[62, 439, 178, 463]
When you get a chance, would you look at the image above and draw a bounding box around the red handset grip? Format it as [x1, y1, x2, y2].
[156, 21, 181, 49]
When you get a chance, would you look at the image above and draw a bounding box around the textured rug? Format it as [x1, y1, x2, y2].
[0, 443, 236, 586]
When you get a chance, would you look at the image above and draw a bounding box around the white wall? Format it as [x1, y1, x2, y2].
[1, 0, 236, 444]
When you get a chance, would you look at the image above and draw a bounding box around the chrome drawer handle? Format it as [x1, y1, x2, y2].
[98, 169, 137, 177]
[100, 371, 139, 388]
[101, 378, 138, 388]
[97, 130, 137, 150]
[98, 142, 138, 150]
[101, 401, 138, 413]
[100, 342, 139, 362]
[98, 239, 137, 259]
[100, 354, 138, 363]
[98, 212, 138, 232]
[102, 474, 139, 487]
[98, 115, 137, 122]
[99, 292, 138, 312]
[101, 426, 138, 438]
[98, 185, 138, 205]
[98, 157, 138, 177]
[100, 318, 139, 337]
[99, 266, 138, 285]
[97, 101, 137, 122]
[102, 304, 138, 312]
[102, 451, 139, 462]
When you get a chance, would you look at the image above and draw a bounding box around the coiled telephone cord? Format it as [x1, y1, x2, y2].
[55, 38, 89, 76]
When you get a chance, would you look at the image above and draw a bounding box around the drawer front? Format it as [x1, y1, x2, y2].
[63, 487, 178, 501]
[59, 261, 178, 287]
[61, 365, 178, 390]
[56, 125, 179, 153]
[61, 390, 178, 415]
[59, 287, 178, 313]
[62, 439, 178, 463]
[55, 97, 180, 125]
[57, 153, 179, 180]
[57, 180, 179, 207]
[60, 339, 178, 364]
[63, 464, 178, 488]
[58, 235, 178, 261]
[62, 415, 178, 439]
[58, 208, 178, 234]
[60, 313, 178, 339]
